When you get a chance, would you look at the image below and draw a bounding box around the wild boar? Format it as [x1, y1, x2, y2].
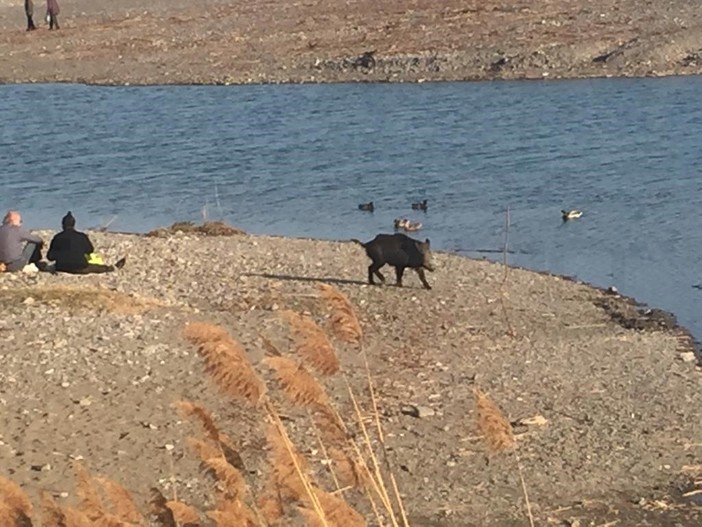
[351, 233, 435, 290]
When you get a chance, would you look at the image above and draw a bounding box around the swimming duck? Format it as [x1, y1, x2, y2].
[411, 199, 428, 212]
[358, 201, 375, 212]
[561, 209, 583, 221]
[393, 218, 423, 232]
[403, 220, 423, 232]
[394, 218, 409, 230]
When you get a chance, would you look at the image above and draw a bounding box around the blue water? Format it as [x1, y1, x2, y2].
[2, 79, 702, 339]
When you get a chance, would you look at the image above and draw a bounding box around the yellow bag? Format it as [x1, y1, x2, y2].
[86, 253, 105, 265]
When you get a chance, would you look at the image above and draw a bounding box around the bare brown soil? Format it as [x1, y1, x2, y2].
[1, 0, 702, 85]
[0, 230, 700, 525]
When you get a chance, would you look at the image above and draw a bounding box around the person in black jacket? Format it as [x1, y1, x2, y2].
[47, 212, 126, 274]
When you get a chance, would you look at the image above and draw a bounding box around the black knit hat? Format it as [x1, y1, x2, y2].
[62, 211, 76, 229]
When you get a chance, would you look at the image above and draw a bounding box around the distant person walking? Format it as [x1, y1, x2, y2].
[24, 0, 37, 31]
[46, 0, 59, 30]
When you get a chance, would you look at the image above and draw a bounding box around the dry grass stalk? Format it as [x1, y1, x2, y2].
[183, 323, 266, 405]
[0, 476, 33, 519]
[345, 383, 398, 525]
[260, 334, 283, 357]
[473, 388, 516, 454]
[61, 507, 94, 527]
[319, 284, 363, 345]
[256, 492, 285, 525]
[149, 488, 177, 527]
[74, 463, 105, 520]
[40, 492, 65, 526]
[186, 437, 223, 464]
[313, 408, 347, 444]
[207, 498, 259, 527]
[282, 310, 340, 376]
[202, 457, 247, 499]
[265, 418, 330, 527]
[94, 477, 144, 523]
[264, 356, 332, 409]
[174, 400, 223, 443]
[0, 501, 32, 527]
[328, 447, 368, 489]
[265, 423, 309, 501]
[313, 488, 366, 527]
[177, 402, 244, 470]
[166, 500, 201, 525]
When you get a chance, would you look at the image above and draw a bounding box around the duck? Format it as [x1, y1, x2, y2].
[561, 209, 583, 221]
[403, 220, 423, 232]
[411, 199, 428, 212]
[358, 201, 375, 212]
[393, 218, 423, 232]
[394, 218, 409, 230]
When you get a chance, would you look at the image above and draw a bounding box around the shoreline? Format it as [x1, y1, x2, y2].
[1, 69, 701, 88]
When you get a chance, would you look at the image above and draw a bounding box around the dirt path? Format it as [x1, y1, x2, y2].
[1, 0, 702, 85]
[0, 229, 700, 525]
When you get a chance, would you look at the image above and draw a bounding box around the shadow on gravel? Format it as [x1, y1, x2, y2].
[244, 272, 367, 286]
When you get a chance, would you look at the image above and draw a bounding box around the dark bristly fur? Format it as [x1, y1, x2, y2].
[352, 233, 434, 290]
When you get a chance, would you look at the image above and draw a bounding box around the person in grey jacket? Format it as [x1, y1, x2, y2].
[25, 0, 37, 31]
[0, 211, 43, 272]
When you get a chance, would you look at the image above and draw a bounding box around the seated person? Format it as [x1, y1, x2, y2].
[0, 210, 44, 272]
[47, 212, 126, 274]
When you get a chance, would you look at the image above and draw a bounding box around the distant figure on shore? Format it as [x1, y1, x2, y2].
[25, 0, 37, 31]
[358, 201, 375, 212]
[47, 212, 126, 274]
[0, 210, 44, 272]
[411, 199, 428, 212]
[46, 0, 59, 30]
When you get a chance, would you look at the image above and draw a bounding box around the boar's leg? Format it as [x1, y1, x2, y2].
[415, 268, 432, 290]
[394, 266, 405, 287]
[368, 263, 386, 285]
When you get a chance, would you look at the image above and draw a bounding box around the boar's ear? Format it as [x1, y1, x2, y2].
[425, 238, 431, 246]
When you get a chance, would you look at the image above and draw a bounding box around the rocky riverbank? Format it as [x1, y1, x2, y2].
[1, 0, 702, 85]
[0, 228, 700, 525]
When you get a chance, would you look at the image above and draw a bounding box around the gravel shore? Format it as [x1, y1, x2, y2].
[1, 229, 700, 525]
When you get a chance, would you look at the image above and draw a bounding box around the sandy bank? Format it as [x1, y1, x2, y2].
[0, 228, 700, 525]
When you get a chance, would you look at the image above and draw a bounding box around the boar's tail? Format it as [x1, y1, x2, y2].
[350, 238, 366, 247]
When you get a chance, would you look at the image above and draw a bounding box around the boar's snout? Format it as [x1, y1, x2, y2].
[420, 238, 435, 271]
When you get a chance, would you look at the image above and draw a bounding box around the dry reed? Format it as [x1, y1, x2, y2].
[183, 323, 266, 405]
[94, 477, 144, 523]
[174, 400, 223, 443]
[0, 476, 33, 519]
[473, 388, 516, 454]
[40, 492, 65, 527]
[264, 356, 331, 409]
[328, 447, 368, 489]
[74, 463, 105, 520]
[149, 488, 177, 527]
[318, 284, 363, 344]
[282, 310, 340, 376]
[201, 457, 247, 499]
[166, 500, 201, 525]
[207, 498, 259, 527]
